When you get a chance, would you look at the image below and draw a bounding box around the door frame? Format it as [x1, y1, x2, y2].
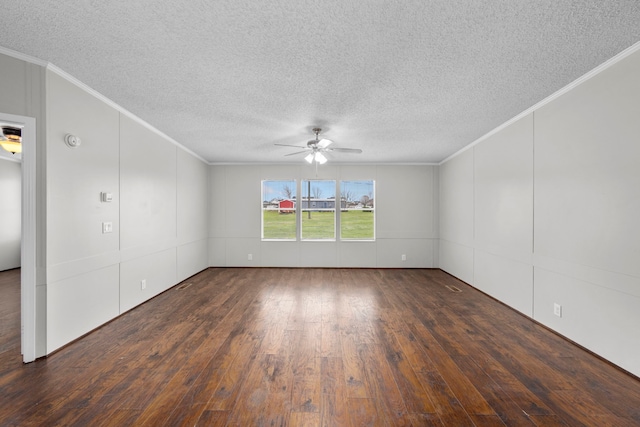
[1, 112, 37, 363]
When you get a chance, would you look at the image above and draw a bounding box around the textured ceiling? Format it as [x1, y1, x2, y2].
[2, 1, 640, 163]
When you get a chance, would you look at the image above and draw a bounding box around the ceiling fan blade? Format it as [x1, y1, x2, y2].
[327, 147, 362, 153]
[275, 143, 307, 149]
[284, 150, 310, 156]
[317, 138, 333, 148]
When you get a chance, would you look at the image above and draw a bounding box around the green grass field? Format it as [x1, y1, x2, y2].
[263, 210, 374, 239]
[340, 210, 375, 239]
[262, 210, 296, 239]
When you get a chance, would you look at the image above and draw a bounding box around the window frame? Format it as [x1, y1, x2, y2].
[261, 179, 297, 241]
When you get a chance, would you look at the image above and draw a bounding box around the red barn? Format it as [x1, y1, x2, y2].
[278, 199, 295, 214]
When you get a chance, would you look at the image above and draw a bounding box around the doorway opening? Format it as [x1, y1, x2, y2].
[0, 112, 37, 363]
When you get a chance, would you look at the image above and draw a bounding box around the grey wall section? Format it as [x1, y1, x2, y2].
[45, 69, 209, 353]
[439, 47, 640, 377]
[0, 159, 21, 270]
[209, 163, 439, 268]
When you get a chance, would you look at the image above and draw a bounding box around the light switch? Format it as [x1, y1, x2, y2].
[101, 192, 113, 202]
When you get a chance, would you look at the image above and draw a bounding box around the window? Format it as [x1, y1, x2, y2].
[262, 179, 375, 241]
[301, 180, 337, 240]
[340, 180, 375, 240]
[262, 180, 296, 240]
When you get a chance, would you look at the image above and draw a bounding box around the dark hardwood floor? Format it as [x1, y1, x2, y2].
[1, 267, 639, 426]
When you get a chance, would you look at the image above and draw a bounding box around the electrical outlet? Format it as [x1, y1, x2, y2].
[248, 254, 253, 261]
[554, 303, 562, 317]
[401, 254, 406, 261]
[102, 222, 113, 233]
[141, 279, 146, 290]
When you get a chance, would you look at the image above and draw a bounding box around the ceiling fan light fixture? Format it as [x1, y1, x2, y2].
[0, 140, 22, 154]
[315, 152, 327, 164]
[0, 126, 22, 154]
[275, 127, 361, 166]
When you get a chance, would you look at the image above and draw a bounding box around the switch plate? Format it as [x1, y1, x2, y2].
[248, 254, 253, 261]
[102, 222, 113, 233]
[401, 254, 406, 261]
[554, 303, 562, 317]
[141, 279, 146, 290]
[101, 192, 113, 202]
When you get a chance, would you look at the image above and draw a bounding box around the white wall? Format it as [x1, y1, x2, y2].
[0, 159, 21, 270]
[439, 46, 640, 377]
[533, 48, 640, 376]
[209, 163, 439, 268]
[45, 69, 209, 352]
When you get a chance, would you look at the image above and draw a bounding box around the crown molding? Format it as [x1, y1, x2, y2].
[0, 44, 207, 164]
[208, 161, 439, 166]
[0, 45, 48, 67]
[46, 64, 208, 164]
[439, 40, 640, 165]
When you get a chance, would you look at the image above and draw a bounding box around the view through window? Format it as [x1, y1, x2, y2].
[301, 180, 337, 240]
[262, 180, 296, 240]
[340, 180, 375, 240]
[261, 179, 375, 241]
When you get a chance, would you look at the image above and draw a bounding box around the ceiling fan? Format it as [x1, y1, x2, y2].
[275, 127, 362, 164]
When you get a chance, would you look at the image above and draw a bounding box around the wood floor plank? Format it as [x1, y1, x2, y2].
[290, 411, 321, 426]
[339, 324, 370, 399]
[227, 353, 292, 426]
[291, 322, 322, 412]
[375, 313, 438, 415]
[405, 317, 496, 416]
[1, 267, 640, 425]
[358, 343, 411, 426]
[321, 318, 342, 357]
[347, 397, 386, 427]
[320, 357, 350, 426]
[195, 410, 229, 427]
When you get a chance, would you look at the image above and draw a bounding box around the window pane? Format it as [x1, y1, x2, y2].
[262, 180, 296, 240]
[301, 180, 336, 240]
[341, 210, 374, 239]
[340, 180, 375, 240]
[301, 211, 335, 239]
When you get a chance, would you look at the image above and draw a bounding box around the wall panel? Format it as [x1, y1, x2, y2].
[535, 52, 640, 279]
[120, 248, 177, 313]
[439, 46, 640, 377]
[177, 239, 209, 282]
[534, 267, 640, 375]
[209, 164, 438, 268]
[439, 149, 473, 246]
[0, 53, 29, 116]
[177, 149, 208, 245]
[474, 114, 533, 262]
[438, 239, 474, 284]
[377, 166, 435, 239]
[43, 67, 208, 355]
[376, 238, 434, 268]
[120, 115, 177, 251]
[46, 71, 120, 266]
[47, 265, 119, 352]
[474, 250, 532, 316]
[261, 241, 301, 267]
